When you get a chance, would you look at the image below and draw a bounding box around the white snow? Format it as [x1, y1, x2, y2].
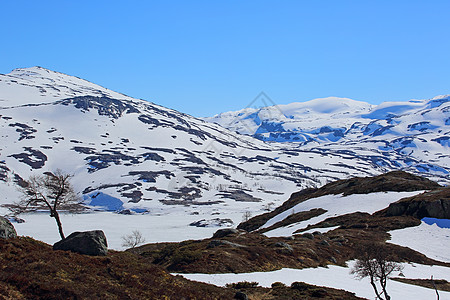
[389, 221, 450, 263]
[178, 261, 450, 300]
[13, 210, 235, 250]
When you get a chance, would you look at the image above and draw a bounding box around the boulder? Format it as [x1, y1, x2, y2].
[53, 230, 108, 256]
[274, 242, 294, 253]
[212, 228, 239, 238]
[302, 233, 314, 240]
[0, 216, 17, 239]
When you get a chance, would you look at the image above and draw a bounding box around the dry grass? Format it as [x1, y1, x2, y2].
[391, 278, 450, 292]
[0, 237, 234, 299]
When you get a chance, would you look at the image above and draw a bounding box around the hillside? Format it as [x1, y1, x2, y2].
[0, 237, 366, 299]
[135, 172, 447, 273]
[4, 67, 448, 248]
[133, 172, 450, 299]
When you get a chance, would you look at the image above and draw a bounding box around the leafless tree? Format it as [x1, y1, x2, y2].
[242, 211, 252, 222]
[12, 169, 81, 240]
[351, 243, 403, 300]
[122, 230, 146, 249]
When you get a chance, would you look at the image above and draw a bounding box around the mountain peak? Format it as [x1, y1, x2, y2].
[8, 66, 61, 77]
[1, 67, 132, 107]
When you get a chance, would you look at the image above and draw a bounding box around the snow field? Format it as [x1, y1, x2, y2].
[178, 261, 450, 300]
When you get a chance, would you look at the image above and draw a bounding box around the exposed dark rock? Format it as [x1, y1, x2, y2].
[9, 147, 47, 169]
[128, 170, 174, 183]
[274, 242, 294, 253]
[0, 162, 9, 182]
[6, 216, 25, 223]
[71, 146, 96, 154]
[121, 190, 143, 203]
[217, 190, 262, 202]
[320, 240, 330, 246]
[0, 216, 17, 239]
[212, 228, 239, 238]
[117, 209, 134, 215]
[8, 122, 37, 140]
[53, 230, 108, 256]
[190, 219, 234, 228]
[381, 187, 450, 219]
[59, 96, 140, 118]
[302, 233, 314, 240]
[207, 240, 246, 249]
[86, 150, 141, 172]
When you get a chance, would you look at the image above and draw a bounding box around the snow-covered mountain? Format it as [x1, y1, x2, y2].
[205, 95, 450, 179]
[1, 67, 413, 224]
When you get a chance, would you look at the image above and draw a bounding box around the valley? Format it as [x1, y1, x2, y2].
[0, 67, 449, 299]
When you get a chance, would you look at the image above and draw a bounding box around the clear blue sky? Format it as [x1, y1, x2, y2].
[1, 1, 449, 117]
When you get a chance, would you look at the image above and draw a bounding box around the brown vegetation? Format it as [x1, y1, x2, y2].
[390, 278, 450, 292]
[0, 237, 234, 299]
[0, 237, 368, 299]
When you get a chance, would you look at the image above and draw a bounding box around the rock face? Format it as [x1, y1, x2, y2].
[53, 230, 108, 256]
[0, 216, 17, 239]
[212, 228, 239, 238]
[384, 187, 450, 219]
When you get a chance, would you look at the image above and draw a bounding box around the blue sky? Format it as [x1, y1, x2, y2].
[1, 1, 449, 117]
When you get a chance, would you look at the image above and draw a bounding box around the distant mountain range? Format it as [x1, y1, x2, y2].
[205, 95, 450, 180]
[0, 67, 448, 221]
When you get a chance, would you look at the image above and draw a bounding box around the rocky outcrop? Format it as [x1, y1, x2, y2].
[212, 228, 239, 238]
[383, 187, 450, 219]
[207, 240, 246, 248]
[238, 171, 442, 232]
[0, 216, 17, 239]
[53, 230, 108, 256]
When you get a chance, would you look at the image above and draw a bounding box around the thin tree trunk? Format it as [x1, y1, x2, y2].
[380, 276, 390, 300]
[431, 276, 440, 300]
[370, 277, 383, 300]
[52, 210, 65, 239]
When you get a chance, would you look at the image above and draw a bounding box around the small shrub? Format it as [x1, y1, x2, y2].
[226, 281, 259, 289]
[291, 281, 309, 291]
[121, 230, 146, 249]
[311, 288, 328, 298]
[171, 249, 202, 265]
[271, 282, 286, 288]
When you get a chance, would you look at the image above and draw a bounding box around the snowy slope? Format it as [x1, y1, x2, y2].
[1, 67, 406, 226]
[205, 95, 450, 180]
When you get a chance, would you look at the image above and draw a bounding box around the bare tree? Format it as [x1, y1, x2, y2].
[242, 211, 252, 222]
[351, 243, 403, 300]
[121, 230, 146, 249]
[12, 169, 81, 240]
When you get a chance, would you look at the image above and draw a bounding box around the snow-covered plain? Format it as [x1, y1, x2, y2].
[178, 262, 450, 300]
[13, 209, 253, 250]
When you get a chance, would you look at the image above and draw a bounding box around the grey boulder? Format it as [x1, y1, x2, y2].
[53, 230, 108, 256]
[0, 216, 17, 239]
